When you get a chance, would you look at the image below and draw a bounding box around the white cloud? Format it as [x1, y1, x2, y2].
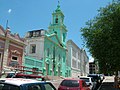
[8, 9, 12, 13]
[89, 57, 94, 62]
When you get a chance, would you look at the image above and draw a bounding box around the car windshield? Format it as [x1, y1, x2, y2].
[0, 83, 20, 90]
[44, 83, 56, 90]
[80, 78, 89, 82]
[61, 80, 79, 87]
[28, 83, 56, 90]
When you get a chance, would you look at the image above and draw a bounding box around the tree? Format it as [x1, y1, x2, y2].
[80, 0, 120, 74]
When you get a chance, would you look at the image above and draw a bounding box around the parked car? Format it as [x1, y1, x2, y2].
[99, 74, 105, 81]
[4, 72, 45, 81]
[87, 74, 101, 88]
[0, 78, 56, 90]
[79, 76, 97, 90]
[87, 74, 101, 83]
[58, 78, 90, 90]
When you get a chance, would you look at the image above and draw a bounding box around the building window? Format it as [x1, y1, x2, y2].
[63, 33, 65, 42]
[36, 31, 40, 36]
[47, 48, 49, 57]
[78, 52, 80, 60]
[72, 59, 77, 68]
[53, 47, 55, 59]
[9, 55, 18, 67]
[29, 32, 33, 37]
[63, 56, 65, 62]
[0, 53, 2, 61]
[58, 54, 61, 61]
[30, 44, 36, 53]
[33, 32, 36, 37]
[72, 48, 76, 57]
[78, 62, 80, 69]
[55, 18, 58, 23]
[12, 56, 18, 61]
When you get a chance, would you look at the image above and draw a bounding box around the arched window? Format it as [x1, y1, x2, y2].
[55, 18, 58, 23]
[47, 48, 49, 57]
[63, 33, 66, 42]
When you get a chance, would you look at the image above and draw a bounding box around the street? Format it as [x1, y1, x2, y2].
[50, 76, 120, 90]
[51, 79, 63, 89]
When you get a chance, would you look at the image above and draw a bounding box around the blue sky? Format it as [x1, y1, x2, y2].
[0, 0, 112, 60]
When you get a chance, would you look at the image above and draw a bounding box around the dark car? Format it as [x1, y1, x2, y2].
[58, 78, 90, 90]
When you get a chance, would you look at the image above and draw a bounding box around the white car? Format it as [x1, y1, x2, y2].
[79, 76, 97, 90]
[0, 78, 56, 90]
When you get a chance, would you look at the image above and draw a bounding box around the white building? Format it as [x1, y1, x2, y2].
[81, 49, 89, 76]
[67, 40, 89, 77]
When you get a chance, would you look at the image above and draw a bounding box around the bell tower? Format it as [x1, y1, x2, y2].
[48, 1, 67, 46]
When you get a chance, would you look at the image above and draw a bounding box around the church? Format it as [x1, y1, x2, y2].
[24, 3, 71, 77]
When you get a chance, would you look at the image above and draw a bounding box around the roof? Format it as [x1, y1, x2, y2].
[15, 73, 43, 78]
[0, 78, 43, 86]
[64, 78, 84, 81]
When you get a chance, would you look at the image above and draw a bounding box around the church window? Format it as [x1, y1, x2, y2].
[47, 48, 50, 57]
[30, 44, 36, 53]
[54, 31, 57, 34]
[63, 33, 65, 42]
[63, 56, 65, 62]
[58, 54, 61, 61]
[53, 47, 55, 59]
[55, 18, 58, 23]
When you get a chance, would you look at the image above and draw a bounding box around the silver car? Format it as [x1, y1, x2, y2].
[80, 76, 97, 90]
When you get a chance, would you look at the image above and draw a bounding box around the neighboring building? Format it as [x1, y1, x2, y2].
[89, 61, 99, 74]
[25, 4, 70, 77]
[0, 25, 25, 73]
[89, 61, 96, 74]
[67, 40, 89, 77]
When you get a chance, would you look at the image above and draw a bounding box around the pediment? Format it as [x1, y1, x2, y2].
[48, 34, 62, 46]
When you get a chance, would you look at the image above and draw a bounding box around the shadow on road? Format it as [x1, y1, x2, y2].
[98, 82, 119, 90]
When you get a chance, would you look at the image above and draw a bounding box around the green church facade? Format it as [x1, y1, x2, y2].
[24, 4, 71, 77]
[44, 36, 67, 77]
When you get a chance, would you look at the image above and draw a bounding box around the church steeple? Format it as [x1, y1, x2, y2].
[56, 1, 60, 12]
[48, 1, 67, 46]
[52, 1, 64, 25]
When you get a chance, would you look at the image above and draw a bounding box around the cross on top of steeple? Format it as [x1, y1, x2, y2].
[58, 0, 60, 6]
[56, 0, 61, 11]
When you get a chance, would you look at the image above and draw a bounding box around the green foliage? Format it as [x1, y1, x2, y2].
[80, 0, 120, 73]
